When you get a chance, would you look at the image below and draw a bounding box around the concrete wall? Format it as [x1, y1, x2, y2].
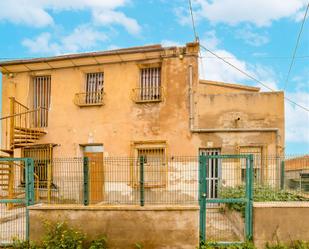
[29, 204, 199, 249]
[253, 202, 309, 249]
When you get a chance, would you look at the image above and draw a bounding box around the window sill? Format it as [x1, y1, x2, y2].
[134, 99, 162, 104]
[75, 103, 104, 107]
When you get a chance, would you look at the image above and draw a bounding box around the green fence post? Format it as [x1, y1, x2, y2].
[25, 158, 34, 242]
[140, 156, 145, 206]
[26, 158, 35, 206]
[83, 157, 89, 206]
[249, 155, 254, 240]
[199, 154, 207, 243]
[280, 160, 285, 190]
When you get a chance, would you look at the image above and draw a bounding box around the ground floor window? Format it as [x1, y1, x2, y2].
[239, 146, 262, 183]
[132, 141, 167, 188]
[22, 144, 53, 188]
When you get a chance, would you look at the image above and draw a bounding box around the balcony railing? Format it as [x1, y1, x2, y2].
[132, 87, 163, 103]
[74, 91, 104, 107]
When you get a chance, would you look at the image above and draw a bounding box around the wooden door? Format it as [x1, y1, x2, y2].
[84, 152, 104, 204]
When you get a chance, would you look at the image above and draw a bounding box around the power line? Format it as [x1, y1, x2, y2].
[186, 0, 309, 112]
[284, 2, 309, 90]
[199, 55, 309, 59]
[200, 44, 309, 112]
[188, 0, 198, 41]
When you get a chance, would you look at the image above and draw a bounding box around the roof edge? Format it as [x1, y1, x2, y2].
[199, 79, 260, 92]
[0, 43, 178, 67]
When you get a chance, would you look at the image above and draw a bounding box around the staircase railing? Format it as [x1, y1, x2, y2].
[0, 97, 48, 153]
[0, 160, 40, 202]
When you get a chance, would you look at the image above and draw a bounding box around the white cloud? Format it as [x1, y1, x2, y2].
[161, 40, 183, 47]
[0, 0, 140, 34]
[236, 28, 269, 47]
[285, 92, 309, 144]
[180, 0, 308, 27]
[0, 1, 54, 27]
[199, 31, 279, 90]
[22, 25, 107, 55]
[93, 9, 141, 35]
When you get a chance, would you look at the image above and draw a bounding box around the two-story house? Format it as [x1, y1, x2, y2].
[0, 42, 284, 203]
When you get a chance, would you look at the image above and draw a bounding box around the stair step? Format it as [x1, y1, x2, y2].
[14, 126, 47, 134]
[0, 173, 9, 176]
[0, 183, 9, 187]
[0, 149, 13, 155]
[0, 167, 11, 171]
[13, 139, 38, 143]
[12, 143, 37, 148]
[14, 135, 40, 140]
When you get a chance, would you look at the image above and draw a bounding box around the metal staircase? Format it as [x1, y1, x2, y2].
[0, 97, 47, 199]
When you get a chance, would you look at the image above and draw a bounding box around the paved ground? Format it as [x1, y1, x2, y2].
[205, 208, 244, 242]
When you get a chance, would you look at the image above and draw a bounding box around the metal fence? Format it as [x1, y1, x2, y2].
[30, 154, 309, 205]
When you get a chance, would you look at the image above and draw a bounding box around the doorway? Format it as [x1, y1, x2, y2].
[199, 148, 221, 199]
[83, 145, 104, 204]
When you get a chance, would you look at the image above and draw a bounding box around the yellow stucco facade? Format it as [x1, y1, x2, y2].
[0, 42, 284, 158]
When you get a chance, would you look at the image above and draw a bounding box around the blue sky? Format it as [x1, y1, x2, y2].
[0, 0, 308, 154]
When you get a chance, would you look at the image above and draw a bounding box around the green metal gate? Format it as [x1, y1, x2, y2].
[0, 158, 34, 246]
[199, 154, 253, 245]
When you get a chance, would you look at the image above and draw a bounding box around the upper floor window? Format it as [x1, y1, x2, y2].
[74, 72, 104, 107]
[133, 67, 162, 103]
[32, 75, 51, 127]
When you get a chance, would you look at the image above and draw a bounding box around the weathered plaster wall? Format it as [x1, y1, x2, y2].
[1, 43, 285, 158]
[1, 45, 200, 157]
[29, 205, 199, 249]
[195, 91, 284, 155]
[253, 202, 309, 249]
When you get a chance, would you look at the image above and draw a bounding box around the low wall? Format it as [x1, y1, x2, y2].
[29, 204, 199, 249]
[253, 202, 309, 249]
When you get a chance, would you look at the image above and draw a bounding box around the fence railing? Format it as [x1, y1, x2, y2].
[74, 91, 104, 107]
[22, 155, 309, 206]
[132, 87, 163, 103]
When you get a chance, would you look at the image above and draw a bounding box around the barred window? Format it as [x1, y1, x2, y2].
[85, 72, 104, 104]
[132, 141, 167, 188]
[239, 146, 262, 183]
[22, 144, 53, 188]
[32, 75, 51, 127]
[139, 67, 161, 101]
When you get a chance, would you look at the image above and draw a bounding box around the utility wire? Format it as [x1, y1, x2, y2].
[186, 0, 309, 112]
[188, 0, 198, 41]
[200, 44, 309, 112]
[284, 2, 309, 90]
[199, 55, 309, 59]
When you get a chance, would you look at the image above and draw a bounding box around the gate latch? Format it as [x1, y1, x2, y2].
[202, 193, 207, 197]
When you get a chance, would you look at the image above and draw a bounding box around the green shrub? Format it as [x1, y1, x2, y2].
[12, 238, 39, 249]
[220, 185, 309, 217]
[199, 241, 256, 249]
[265, 240, 309, 249]
[89, 236, 108, 249]
[41, 221, 85, 249]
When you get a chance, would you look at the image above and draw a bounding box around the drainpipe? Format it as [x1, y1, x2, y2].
[189, 64, 194, 131]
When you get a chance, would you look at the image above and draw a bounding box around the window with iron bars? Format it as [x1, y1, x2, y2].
[239, 146, 262, 183]
[32, 75, 51, 127]
[85, 72, 104, 104]
[137, 67, 162, 102]
[132, 145, 167, 188]
[21, 144, 53, 188]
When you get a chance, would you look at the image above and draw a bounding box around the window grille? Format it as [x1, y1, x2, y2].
[33, 75, 51, 127]
[139, 67, 161, 101]
[85, 73, 104, 104]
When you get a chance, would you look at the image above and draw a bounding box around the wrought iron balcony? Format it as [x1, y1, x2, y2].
[132, 87, 163, 103]
[74, 91, 104, 107]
